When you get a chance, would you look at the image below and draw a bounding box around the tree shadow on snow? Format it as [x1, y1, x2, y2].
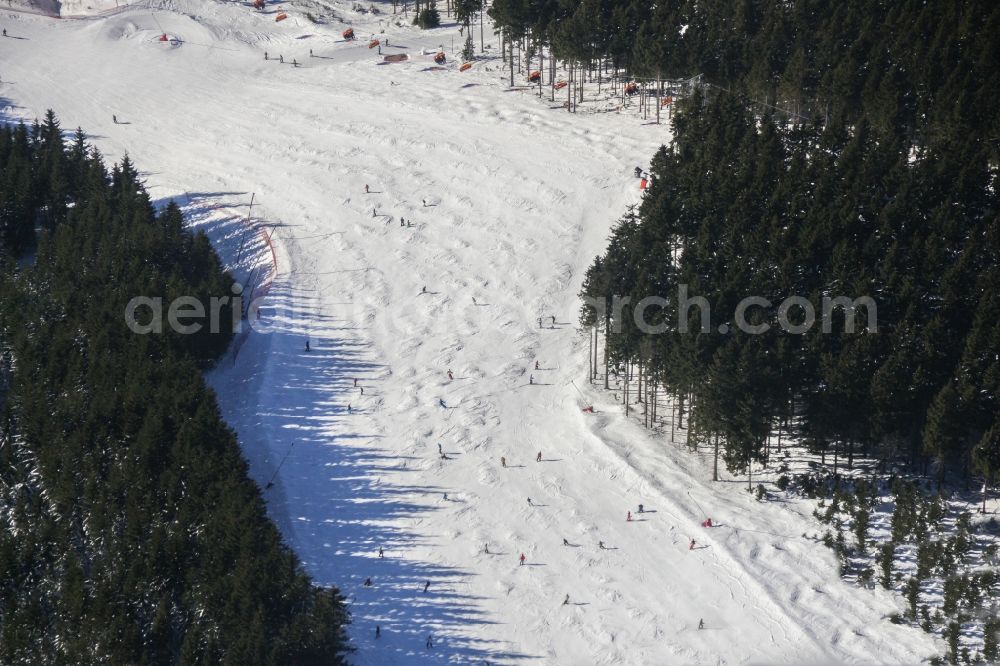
[185, 193, 540, 663]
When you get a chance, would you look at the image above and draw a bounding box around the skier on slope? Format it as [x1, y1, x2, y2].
[563, 594, 570, 605]
[365, 184, 369, 193]
[347, 404, 353, 414]
[447, 369, 454, 380]
[423, 580, 430, 593]
[626, 511, 632, 522]
[598, 541, 605, 549]
[698, 619, 705, 630]
[426, 635, 433, 649]
[529, 375, 534, 385]
[519, 553, 526, 565]
[536, 451, 542, 462]
[438, 442, 443, 454]
[279, 54, 284, 63]
[500, 456, 506, 468]
[562, 538, 569, 546]
[439, 398, 447, 408]
[364, 577, 373, 586]
[689, 538, 696, 550]
[378, 547, 384, 558]
[527, 498, 533, 506]
[638, 504, 644, 513]
[112, 114, 118, 124]
[264, 51, 268, 60]
[535, 360, 540, 370]
[375, 625, 381, 638]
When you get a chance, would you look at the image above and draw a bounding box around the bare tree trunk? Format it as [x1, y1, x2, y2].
[713, 434, 720, 481]
[656, 72, 661, 124]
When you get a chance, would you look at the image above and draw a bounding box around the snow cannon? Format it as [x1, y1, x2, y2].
[460, 62, 472, 72]
[368, 39, 380, 49]
[581, 406, 594, 413]
[343, 27, 355, 40]
[434, 51, 446, 64]
[159, 33, 168, 42]
[275, 12, 288, 21]
[640, 177, 648, 190]
[252, 0, 265, 8]
[625, 81, 638, 95]
[554, 80, 567, 90]
[661, 96, 673, 108]
[528, 70, 541, 83]
[383, 53, 409, 62]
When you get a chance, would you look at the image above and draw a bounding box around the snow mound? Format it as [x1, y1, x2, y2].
[8, 0, 129, 17]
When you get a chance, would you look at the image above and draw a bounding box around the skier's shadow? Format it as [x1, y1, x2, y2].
[507, 464, 526, 469]
[538, 458, 564, 463]
[637, 510, 658, 514]
[113, 121, 132, 125]
[527, 503, 549, 507]
[472, 301, 490, 307]
[628, 518, 650, 522]
[599, 546, 620, 551]
[419, 290, 441, 296]
[570, 602, 589, 606]
[529, 382, 554, 386]
[692, 545, 711, 550]
[522, 563, 546, 567]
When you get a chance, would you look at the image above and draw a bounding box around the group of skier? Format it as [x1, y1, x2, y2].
[340, 177, 718, 651]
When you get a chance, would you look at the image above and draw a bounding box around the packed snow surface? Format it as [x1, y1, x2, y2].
[0, 1, 939, 663]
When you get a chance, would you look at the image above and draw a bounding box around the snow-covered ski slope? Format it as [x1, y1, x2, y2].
[1, 1, 939, 663]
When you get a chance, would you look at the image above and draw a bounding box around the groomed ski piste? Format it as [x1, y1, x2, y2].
[1, 1, 942, 663]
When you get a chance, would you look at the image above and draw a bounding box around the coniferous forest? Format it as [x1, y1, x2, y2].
[0, 113, 349, 664]
[538, 0, 1000, 489]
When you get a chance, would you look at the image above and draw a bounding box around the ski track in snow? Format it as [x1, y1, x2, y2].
[0, 1, 940, 663]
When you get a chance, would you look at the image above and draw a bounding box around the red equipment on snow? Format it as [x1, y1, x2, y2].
[369, 39, 380, 49]
[434, 51, 446, 64]
[343, 27, 355, 40]
[252, 0, 265, 8]
[275, 12, 288, 21]
[701, 518, 713, 528]
[640, 178, 648, 190]
[159, 33, 168, 41]
[528, 70, 541, 83]
[554, 81, 567, 90]
[460, 62, 472, 71]
[625, 81, 638, 95]
[581, 406, 594, 413]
